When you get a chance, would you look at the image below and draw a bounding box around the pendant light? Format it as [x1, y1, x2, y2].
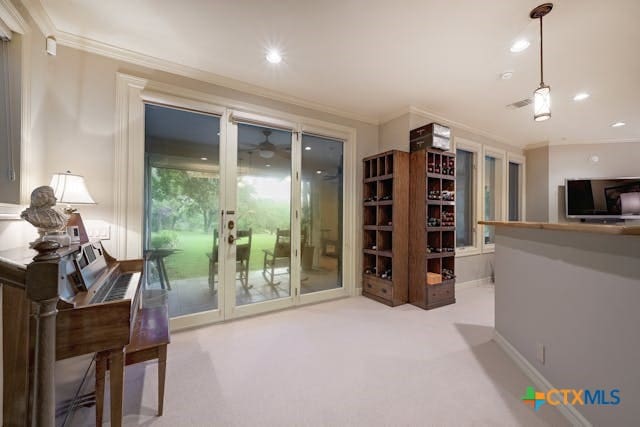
[531, 3, 553, 121]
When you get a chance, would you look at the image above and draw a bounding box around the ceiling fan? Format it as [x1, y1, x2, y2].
[240, 130, 290, 159]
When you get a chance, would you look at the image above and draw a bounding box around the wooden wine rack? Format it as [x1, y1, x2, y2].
[362, 150, 409, 306]
[409, 148, 457, 309]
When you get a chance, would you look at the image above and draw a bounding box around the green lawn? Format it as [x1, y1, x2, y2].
[159, 230, 278, 280]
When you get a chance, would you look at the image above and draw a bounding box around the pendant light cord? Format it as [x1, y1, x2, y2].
[539, 16, 544, 85]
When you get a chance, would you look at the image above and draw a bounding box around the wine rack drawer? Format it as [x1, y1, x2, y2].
[363, 276, 393, 301]
[425, 280, 455, 308]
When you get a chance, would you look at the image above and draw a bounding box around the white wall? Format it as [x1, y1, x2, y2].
[525, 146, 549, 222]
[548, 142, 640, 222]
[379, 113, 410, 152]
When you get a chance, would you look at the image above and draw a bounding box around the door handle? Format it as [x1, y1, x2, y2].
[228, 234, 236, 244]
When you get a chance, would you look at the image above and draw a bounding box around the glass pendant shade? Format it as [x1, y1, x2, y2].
[534, 84, 551, 121]
[49, 172, 96, 204]
[259, 149, 274, 159]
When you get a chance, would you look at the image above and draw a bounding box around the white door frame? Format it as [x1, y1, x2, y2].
[115, 73, 357, 331]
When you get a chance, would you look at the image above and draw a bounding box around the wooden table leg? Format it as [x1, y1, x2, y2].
[158, 345, 167, 415]
[95, 352, 108, 426]
[109, 348, 125, 427]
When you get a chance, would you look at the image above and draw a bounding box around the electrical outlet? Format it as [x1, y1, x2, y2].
[537, 343, 545, 364]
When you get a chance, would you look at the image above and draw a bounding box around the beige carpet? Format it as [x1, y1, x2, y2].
[72, 285, 568, 426]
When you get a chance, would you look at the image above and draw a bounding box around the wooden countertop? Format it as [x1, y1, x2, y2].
[478, 221, 640, 236]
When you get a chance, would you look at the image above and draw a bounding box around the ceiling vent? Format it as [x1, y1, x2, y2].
[506, 98, 533, 109]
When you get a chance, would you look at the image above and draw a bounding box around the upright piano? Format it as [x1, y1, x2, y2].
[0, 240, 144, 427]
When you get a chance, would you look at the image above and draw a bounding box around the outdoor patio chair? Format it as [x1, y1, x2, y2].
[207, 228, 253, 293]
[262, 228, 291, 286]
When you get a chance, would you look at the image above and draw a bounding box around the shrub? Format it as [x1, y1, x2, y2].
[150, 230, 179, 249]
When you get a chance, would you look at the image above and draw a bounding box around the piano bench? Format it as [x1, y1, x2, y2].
[95, 305, 170, 424]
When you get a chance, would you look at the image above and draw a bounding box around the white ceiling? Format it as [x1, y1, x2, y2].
[39, 0, 640, 147]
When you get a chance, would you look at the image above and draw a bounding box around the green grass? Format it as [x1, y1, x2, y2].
[159, 230, 278, 280]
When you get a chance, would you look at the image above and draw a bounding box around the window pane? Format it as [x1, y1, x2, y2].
[509, 162, 520, 221]
[484, 155, 503, 244]
[144, 104, 220, 318]
[300, 134, 343, 294]
[456, 149, 473, 247]
[236, 124, 292, 306]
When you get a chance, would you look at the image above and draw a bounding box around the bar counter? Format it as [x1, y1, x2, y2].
[483, 221, 640, 426]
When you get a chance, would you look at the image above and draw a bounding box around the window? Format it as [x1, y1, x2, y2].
[509, 162, 521, 221]
[455, 138, 524, 256]
[483, 148, 506, 247]
[456, 149, 474, 247]
[507, 154, 525, 222]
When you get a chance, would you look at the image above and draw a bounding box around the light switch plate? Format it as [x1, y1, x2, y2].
[85, 220, 111, 240]
[537, 343, 545, 364]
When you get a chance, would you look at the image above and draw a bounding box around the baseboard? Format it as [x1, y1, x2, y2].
[493, 330, 592, 427]
[456, 276, 493, 290]
[355, 287, 362, 296]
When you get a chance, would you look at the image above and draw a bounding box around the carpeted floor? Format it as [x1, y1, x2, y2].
[72, 285, 568, 426]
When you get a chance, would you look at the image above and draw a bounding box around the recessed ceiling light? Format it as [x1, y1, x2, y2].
[573, 92, 590, 101]
[510, 39, 530, 53]
[500, 71, 514, 80]
[316, 170, 323, 174]
[266, 49, 282, 64]
[200, 157, 208, 161]
[305, 146, 311, 151]
[611, 122, 626, 128]
[265, 164, 271, 167]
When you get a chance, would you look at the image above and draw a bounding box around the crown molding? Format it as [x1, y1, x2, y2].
[380, 105, 530, 151]
[551, 137, 640, 146]
[0, 0, 28, 33]
[378, 107, 412, 125]
[523, 141, 550, 150]
[408, 106, 518, 147]
[21, 0, 53, 35]
[525, 138, 640, 150]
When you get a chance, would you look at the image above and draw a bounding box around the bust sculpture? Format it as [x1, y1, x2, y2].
[21, 186, 69, 245]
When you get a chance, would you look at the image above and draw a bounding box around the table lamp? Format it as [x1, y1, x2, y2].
[50, 171, 96, 214]
[50, 171, 96, 243]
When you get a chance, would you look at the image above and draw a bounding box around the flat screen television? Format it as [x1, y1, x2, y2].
[565, 177, 640, 219]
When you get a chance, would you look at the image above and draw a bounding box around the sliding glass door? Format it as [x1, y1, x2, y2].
[143, 102, 349, 325]
[144, 104, 221, 319]
[300, 134, 344, 294]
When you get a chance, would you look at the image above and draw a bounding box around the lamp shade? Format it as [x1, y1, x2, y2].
[533, 85, 551, 121]
[49, 172, 96, 205]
